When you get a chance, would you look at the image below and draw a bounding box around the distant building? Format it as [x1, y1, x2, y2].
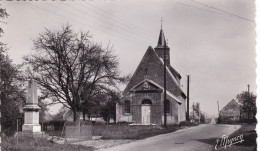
[61, 108, 106, 123]
[116, 28, 186, 125]
[189, 110, 201, 123]
[219, 99, 240, 123]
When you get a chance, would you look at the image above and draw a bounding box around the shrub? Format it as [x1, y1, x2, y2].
[178, 121, 198, 126]
[43, 121, 66, 131]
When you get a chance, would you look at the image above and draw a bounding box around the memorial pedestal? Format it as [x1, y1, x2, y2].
[21, 79, 43, 135]
[22, 104, 41, 132]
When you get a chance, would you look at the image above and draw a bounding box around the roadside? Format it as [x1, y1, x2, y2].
[194, 123, 256, 151]
[72, 123, 194, 150]
[1, 122, 196, 151]
[97, 124, 241, 151]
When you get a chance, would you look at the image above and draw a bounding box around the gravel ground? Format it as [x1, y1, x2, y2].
[73, 139, 134, 150]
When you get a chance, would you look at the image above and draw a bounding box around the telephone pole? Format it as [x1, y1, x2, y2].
[163, 39, 167, 127]
[248, 84, 250, 93]
[192, 102, 195, 122]
[217, 101, 219, 115]
[186, 75, 190, 121]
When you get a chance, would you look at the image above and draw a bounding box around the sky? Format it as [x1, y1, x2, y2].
[1, 0, 257, 117]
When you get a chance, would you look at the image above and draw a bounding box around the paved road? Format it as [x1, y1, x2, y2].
[98, 124, 241, 151]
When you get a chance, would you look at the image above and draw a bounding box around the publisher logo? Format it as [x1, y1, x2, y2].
[215, 134, 244, 150]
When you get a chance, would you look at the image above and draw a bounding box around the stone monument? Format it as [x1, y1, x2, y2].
[22, 79, 42, 133]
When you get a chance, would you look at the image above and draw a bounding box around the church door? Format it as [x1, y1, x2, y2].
[141, 105, 151, 125]
[141, 99, 152, 125]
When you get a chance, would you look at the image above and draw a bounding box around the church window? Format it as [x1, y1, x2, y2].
[125, 100, 130, 113]
[165, 100, 171, 114]
[142, 99, 152, 105]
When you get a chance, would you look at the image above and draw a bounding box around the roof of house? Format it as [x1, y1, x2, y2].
[220, 99, 240, 113]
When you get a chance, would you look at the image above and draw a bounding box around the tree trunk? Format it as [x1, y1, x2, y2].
[73, 109, 80, 121]
[83, 110, 86, 121]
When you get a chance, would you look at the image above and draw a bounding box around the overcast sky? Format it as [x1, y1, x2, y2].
[1, 0, 257, 117]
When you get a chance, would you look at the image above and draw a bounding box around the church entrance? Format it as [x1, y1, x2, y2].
[141, 99, 152, 125]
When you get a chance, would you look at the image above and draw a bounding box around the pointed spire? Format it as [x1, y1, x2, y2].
[154, 23, 170, 64]
[156, 18, 167, 48]
[157, 29, 166, 47]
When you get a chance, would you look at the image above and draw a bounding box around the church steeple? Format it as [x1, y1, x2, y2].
[157, 29, 166, 48]
[155, 28, 170, 65]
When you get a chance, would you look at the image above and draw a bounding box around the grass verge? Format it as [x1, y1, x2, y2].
[45, 122, 186, 140]
[1, 135, 94, 151]
[92, 123, 183, 139]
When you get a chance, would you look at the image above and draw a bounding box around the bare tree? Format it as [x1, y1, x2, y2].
[24, 25, 122, 121]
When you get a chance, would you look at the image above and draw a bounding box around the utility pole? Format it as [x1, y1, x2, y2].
[248, 84, 250, 93]
[186, 75, 190, 121]
[192, 102, 195, 122]
[217, 101, 220, 115]
[163, 39, 167, 127]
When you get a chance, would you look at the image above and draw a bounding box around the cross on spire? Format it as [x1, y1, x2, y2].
[160, 17, 164, 29]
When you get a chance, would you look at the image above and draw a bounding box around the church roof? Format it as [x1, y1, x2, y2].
[167, 65, 182, 79]
[122, 46, 186, 99]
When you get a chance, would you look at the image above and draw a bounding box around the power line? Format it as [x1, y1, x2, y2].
[43, 2, 145, 43]
[189, 0, 255, 23]
[25, 2, 190, 55]
[83, 1, 156, 38]
[176, 1, 227, 17]
[28, 1, 146, 44]
[60, 2, 155, 42]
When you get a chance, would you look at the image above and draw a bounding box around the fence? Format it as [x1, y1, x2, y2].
[63, 121, 92, 143]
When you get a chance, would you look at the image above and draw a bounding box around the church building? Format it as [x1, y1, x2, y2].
[116, 28, 187, 125]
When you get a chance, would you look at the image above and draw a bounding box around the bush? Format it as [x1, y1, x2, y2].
[43, 121, 65, 131]
[178, 121, 198, 126]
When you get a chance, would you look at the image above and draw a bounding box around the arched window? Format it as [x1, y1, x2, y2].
[142, 99, 152, 105]
[125, 100, 130, 113]
[165, 100, 171, 114]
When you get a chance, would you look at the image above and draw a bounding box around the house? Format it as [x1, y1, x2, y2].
[116, 28, 187, 125]
[219, 99, 240, 123]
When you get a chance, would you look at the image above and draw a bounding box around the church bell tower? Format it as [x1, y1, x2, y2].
[154, 28, 170, 65]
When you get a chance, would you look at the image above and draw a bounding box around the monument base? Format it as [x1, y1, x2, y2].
[22, 124, 42, 132]
[16, 131, 49, 139]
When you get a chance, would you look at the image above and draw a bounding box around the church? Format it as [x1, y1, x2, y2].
[116, 28, 187, 125]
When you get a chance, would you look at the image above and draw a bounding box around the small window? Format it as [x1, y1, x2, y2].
[125, 100, 130, 113]
[165, 100, 170, 114]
